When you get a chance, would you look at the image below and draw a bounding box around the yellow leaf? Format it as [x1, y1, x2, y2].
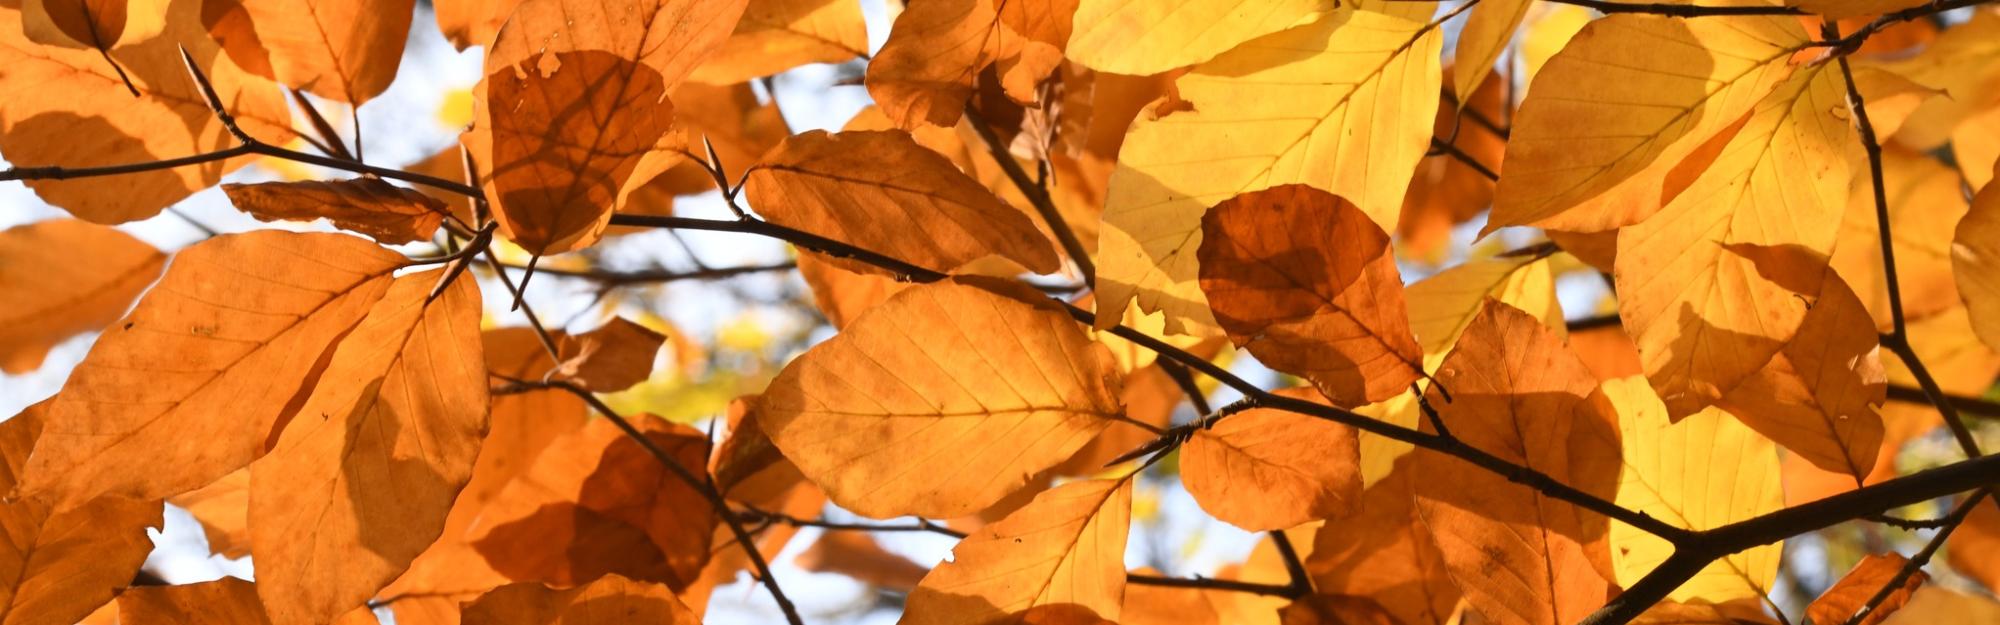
[689, 0, 869, 84]
[1183, 387, 1360, 531]
[743, 130, 1060, 276]
[250, 269, 486, 625]
[901, 477, 1132, 625]
[1955, 159, 2000, 352]
[222, 178, 451, 245]
[1516, 3, 1591, 86]
[1833, 148, 1969, 328]
[1861, 9, 2000, 150]
[1881, 587, 2000, 625]
[1065, 0, 1325, 75]
[1197, 185, 1424, 406]
[21, 232, 402, 509]
[1452, 0, 1530, 107]
[1411, 301, 1621, 625]
[1487, 15, 1807, 234]
[0, 2, 290, 223]
[1789, 0, 1930, 18]
[1604, 377, 1783, 604]
[230, 0, 413, 103]
[0, 220, 165, 374]
[1614, 65, 1857, 418]
[1405, 253, 1564, 368]
[760, 279, 1123, 519]
[0, 401, 161, 625]
[1712, 268, 1886, 479]
[1096, 8, 1441, 335]
[460, 575, 700, 625]
[1953, 103, 2000, 190]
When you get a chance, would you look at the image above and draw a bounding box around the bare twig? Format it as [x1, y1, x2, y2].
[962, 106, 1097, 288]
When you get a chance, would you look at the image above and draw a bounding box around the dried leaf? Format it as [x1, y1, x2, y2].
[117, 578, 269, 625]
[1305, 457, 1461, 625]
[797, 532, 929, 592]
[689, 0, 868, 84]
[223, 178, 450, 245]
[1808, 554, 1927, 625]
[1183, 387, 1360, 531]
[554, 318, 665, 393]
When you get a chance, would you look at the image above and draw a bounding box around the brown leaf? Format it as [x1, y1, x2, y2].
[1398, 68, 1506, 262]
[228, 0, 414, 103]
[795, 252, 908, 329]
[1305, 457, 1461, 625]
[0, 401, 161, 625]
[1949, 495, 2000, 594]
[459, 575, 699, 625]
[467, 416, 717, 592]
[223, 178, 450, 245]
[0, 219, 164, 373]
[1183, 387, 1361, 531]
[1715, 265, 1886, 479]
[1808, 553, 1927, 625]
[1411, 300, 1620, 625]
[796, 532, 929, 592]
[759, 278, 1122, 519]
[20, 232, 403, 509]
[554, 317, 666, 392]
[22, 0, 125, 50]
[249, 268, 487, 625]
[902, 478, 1131, 625]
[745, 130, 1060, 276]
[1197, 184, 1425, 407]
[710, 397, 802, 506]
[865, 0, 1074, 128]
[1279, 595, 1399, 625]
[117, 578, 269, 625]
[0, 1, 290, 223]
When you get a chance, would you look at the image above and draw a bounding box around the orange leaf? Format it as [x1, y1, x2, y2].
[554, 317, 665, 393]
[1808, 553, 1927, 625]
[22, 0, 126, 50]
[796, 532, 930, 592]
[249, 268, 487, 625]
[1183, 387, 1361, 531]
[902, 477, 1131, 625]
[1305, 457, 1461, 625]
[433, 0, 520, 50]
[0, 401, 161, 625]
[865, 0, 1073, 128]
[1955, 159, 2000, 352]
[1949, 496, 2000, 594]
[744, 130, 1060, 276]
[228, 0, 413, 103]
[116, 578, 270, 625]
[760, 278, 1123, 519]
[1197, 184, 1424, 407]
[0, 3, 290, 223]
[796, 252, 908, 329]
[1411, 301, 1621, 625]
[688, 0, 869, 84]
[223, 178, 450, 245]
[0, 219, 164, 373]
[170, 468, 251, 559]
[710, 397, 802, 505]
[1279, 595, 1399, 625]
[460, 575, 700, 625]
[20, 232, 403, 509]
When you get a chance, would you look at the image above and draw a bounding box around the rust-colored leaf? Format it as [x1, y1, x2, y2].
[117, 578, 269, 625]
[865, 0, 1074, 128]
[1197, 184, 1424, 407]
[744, 130, 1060, 276]
[228, 0, 414, 103]
[1808, 553, 1927, 625]
[1183, 387, 1360, 532]
[459, 575, 700, 625]
[0, 219, 164, 373]
[1305, 456, 1461, 625]
[554, 317, 666, 393]
[223, 178, 450, 245]
[0, 401, 161, 625]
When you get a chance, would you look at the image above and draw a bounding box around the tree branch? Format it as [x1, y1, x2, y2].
[962, 106, 1097, 288]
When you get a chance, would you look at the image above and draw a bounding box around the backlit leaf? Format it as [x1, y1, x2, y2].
[901, 477, 1132, 625]
[1183, 387, 1360, 531]
[0, 219, 164, 374]
[1064, 0, 1324, 75]
[0, 401, 161, 625]
[460, 575, 699, 625]
[228, 0, 414, 103]
[1197, 185, 1423, 406]
[1305, 457, 1460, 625]
[1955, 160, 2000, 351]
[1808, 554, 1926, 625]
[222, 178, 450, 245]
[554, 317, 666, 393]
[689, 0, 868, 84]
[864, 0, 1071, 128]
[760, 278, 1123, 519]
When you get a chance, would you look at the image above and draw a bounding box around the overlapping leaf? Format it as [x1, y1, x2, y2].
[1183, 387, 1360, 531]
[864, 0, 1070, 128]
[222, 178, 450, 245]
[0, 220, 164, 373]
[902, 477, 1132, 625]
[227, 0, 414, 103]
[1955, 160, 2000, 351]
[0, 401, 161, 625]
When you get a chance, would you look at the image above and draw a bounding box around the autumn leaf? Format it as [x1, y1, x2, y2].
[1833, 148, 1969, 327]
[1096, 7, 1440, 335]
[1278, 595, 1399, 625]
[1809, 554, 1927, 625]
[864, 0, 1071, 128]
[1304, 457, 1461, 625]
[460, 575, 700, 625]
[689, 0, 869, 84]
[760, 278, 1123, 518]
[1615, 63, 1859, 419]
[222, 178, 451, 245]
[902, 477, 1131, 625]
[1197, 185, 1424, 406]
[796, 532, 930, 592]
[249, 268, 486, 625]
[553, 317, 666, 393]
[1949, 496, 2000, 594]
[1182, 387, 1360, 531]
[1411, 300, 1620, 625]
[21, 0, 126, 51]
[1487, 15, 1807, 234]
[0, 219, 165, 373]
[1452, 0, 1530, 108]
[710, 398, 803, 505]
[226, 0, 414, 103]
[0, 1, 290, 223]
[1955, 160, 2000, 352]
[1065, 0, 1321, 75]
[467, 0, 748, 255]
[796, 252, 908, 329]
[116, 578, 269, 625]
[170, 468, 251, 559]
[19, 232, 403, 509]
[1603, 377, 1784, 604]
[0, 401, 161, 625]
[1399, 69, 1508, 261]
[743, 130, 1060, 276]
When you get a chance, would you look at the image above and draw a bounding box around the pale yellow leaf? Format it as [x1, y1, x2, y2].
[1065, 0, 1325, 75]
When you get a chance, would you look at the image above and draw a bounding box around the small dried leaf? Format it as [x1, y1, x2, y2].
[223, 178, 449, 245]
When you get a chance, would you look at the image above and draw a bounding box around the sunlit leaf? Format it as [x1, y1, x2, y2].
[0, 219, 164, 373]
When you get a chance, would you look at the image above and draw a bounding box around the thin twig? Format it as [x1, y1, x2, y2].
[1430, 137, 1499, 182]
[1841, 490, 1988, 625]
[1269, 530, 1314, 596]
[963, 106, 1097, 288]
[1125, 573, 1302, 598]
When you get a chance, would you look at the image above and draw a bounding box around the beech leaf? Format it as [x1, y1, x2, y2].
[222, 178, 451, 245]
[0, 219, 165, 374]
[901, 477, 1132, 625]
